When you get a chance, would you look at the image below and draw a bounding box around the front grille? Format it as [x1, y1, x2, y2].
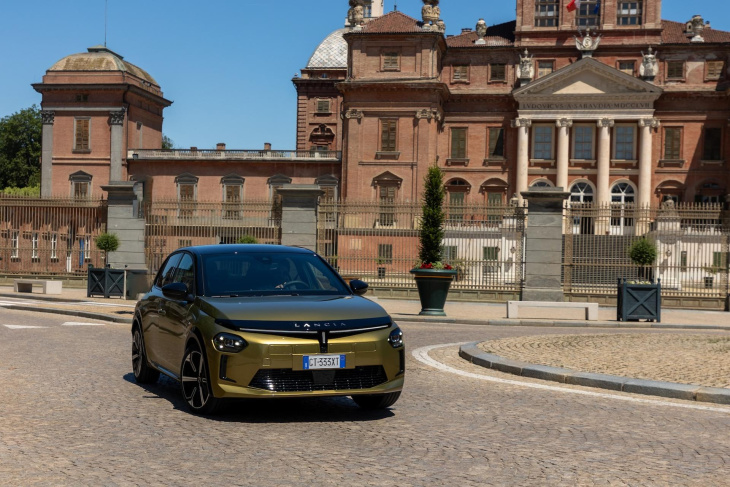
[248, 366, 388, 393]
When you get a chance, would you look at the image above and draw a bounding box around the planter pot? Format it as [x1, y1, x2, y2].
[617, 278, 661, 322]
[410, 268, 458, 316]
[88, 267, 149, 299]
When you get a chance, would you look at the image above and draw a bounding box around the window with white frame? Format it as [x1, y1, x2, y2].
[573, 125, 594, 160]
[614, 125, 636, 160]
[51, 233, 58, 259]
[32, 232, 39, 259]
[532, 125, 554, 160]
[11, 231, 19, 258]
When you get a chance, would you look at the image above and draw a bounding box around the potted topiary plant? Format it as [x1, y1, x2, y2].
[618, 237, 661, 322]
[96, 232, 120, 267]
[409, 165, 457, 316]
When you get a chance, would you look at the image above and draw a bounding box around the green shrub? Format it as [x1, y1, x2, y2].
[237, 235, 258, 244]
[628, 238, 657, 267]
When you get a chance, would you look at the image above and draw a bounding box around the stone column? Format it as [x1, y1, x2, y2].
[595, 118, 614, 235]
[512, 118, 531, 202]
[637, 118, 659, 235]
[109, 109, 126, 182]
[277, 184, 324, 251]
[40, 111, 55, 198]
[556, 118, 572, 190]
[521, 188, 571, 302]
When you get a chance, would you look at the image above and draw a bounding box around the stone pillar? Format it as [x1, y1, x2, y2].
[556, 118, 572, 190]
[277, 184, 324, 251]
[109, 109, 126, 182]
[512, 118, 531, 202]
[637, 118, 659, 235]
[638, 118, 659, 208]
[521, 188, 571, 302]
[40, 111, 55, 198]
[596, 118, 614, 235]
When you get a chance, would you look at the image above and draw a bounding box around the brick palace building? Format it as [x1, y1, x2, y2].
[34, 0, 730, 218]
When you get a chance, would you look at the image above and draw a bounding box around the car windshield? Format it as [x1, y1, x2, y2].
[201, 251, 350, 297]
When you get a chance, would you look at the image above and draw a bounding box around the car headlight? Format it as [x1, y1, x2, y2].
[388, 327, 404, 348]
[213, 333, 247, 353]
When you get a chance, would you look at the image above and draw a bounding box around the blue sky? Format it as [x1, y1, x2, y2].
[1, 0, 727, 150]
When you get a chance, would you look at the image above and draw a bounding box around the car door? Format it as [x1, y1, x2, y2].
[142, 253, 182, 368]
[157, 252, 197, 372]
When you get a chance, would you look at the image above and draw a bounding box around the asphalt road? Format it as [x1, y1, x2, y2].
[1, 307, 729, 486]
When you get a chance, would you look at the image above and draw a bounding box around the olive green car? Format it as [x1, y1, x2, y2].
[132, 245, 404, 414]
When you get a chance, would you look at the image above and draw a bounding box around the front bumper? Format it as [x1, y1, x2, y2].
[204, 325, 405, 399]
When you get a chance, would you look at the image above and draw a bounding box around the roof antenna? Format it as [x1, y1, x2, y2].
[104, 0, 108, 47]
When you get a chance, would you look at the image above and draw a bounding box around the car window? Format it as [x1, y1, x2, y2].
[202, 252, 349, 296]
[172, 253, 196, 293]
[156, 253, 183, 288]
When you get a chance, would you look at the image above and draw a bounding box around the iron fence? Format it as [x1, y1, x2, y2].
[564, 202, 730, 299]
[144, 199, 282, 273]
[316, 200, 526, 293]
[0, 195, 107, 276]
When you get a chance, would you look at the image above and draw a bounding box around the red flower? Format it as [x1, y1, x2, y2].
[420, 262, 433, 269]
[444, 264, 453, 270]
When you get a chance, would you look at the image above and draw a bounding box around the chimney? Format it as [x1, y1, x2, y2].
[461, 28, 472, 34]
[216, 142, 226, 151]
[264, 142, 272, 151]
[190, 146, 198, 152]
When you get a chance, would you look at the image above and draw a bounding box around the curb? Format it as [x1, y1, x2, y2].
[0, 304, 133, 324]
[459, 342, 730, 406]
[394, 315, 730, 331]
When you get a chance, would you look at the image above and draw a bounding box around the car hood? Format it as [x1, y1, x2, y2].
[198, 295, 391, 334]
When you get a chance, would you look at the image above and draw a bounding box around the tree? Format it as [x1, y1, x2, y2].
[96, 233, 120, 267]
[0, 105, 42, 189]
[162, 135, 174, 149]
[418, 165, 446, 266]
[628, 238, 657, 280]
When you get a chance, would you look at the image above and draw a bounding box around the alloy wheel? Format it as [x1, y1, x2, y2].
[181, 348, 211, 410]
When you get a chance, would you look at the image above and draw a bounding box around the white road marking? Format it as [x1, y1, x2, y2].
[4, 325, 48, 329]
[412, 343, 730, 415]
[62, 322, 106, 326]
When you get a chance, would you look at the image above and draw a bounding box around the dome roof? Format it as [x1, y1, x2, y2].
[306, 29, 348, 69]
[48, 46, 159, 86]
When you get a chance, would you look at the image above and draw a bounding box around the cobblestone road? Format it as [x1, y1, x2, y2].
[1, 309, 729, 486]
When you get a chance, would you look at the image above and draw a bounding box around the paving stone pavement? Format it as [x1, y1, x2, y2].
[1, 310, 730, 485]
[477, 333, 730, 389]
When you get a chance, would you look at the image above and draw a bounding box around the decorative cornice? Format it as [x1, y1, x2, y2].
[416, 108, 443, 123]
[638, 118, 661, 129]
[597, 118, 615, 128]
[511, 118, 532, 128]
[41, 111, 55, 125]
[109, 108, 126, 126]
[556, 118, 573, 128]
[344, 109, 363, 120]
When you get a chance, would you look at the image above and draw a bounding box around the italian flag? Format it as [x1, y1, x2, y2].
[566, 0, 582, 12]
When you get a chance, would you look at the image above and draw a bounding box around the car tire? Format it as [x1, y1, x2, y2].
[132, 325, 159, 384]
[180, 335, 221, 415]
[351, 391, 401, 410]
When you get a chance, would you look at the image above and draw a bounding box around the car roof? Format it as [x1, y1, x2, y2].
[178, 244, 317, 256]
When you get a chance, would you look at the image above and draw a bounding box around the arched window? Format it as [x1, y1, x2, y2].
[695, 180, 725, 204]
[530, 179, 554, 188]
[373, 172, 402, 226]
[611, 182, 636, 204]
[570, 181, 594, 203]
[610, 181, 636, 233]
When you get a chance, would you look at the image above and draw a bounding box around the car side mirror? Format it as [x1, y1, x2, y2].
[162, 282, 192, 302]
[349, 279, 369, 296]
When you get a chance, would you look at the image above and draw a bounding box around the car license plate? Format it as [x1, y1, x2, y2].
[303, 354, 346, 370]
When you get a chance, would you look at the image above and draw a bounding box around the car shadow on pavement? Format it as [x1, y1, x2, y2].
[123, 373, 396, 422]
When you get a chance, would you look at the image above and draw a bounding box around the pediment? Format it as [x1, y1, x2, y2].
[514, 57, 662, 98]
